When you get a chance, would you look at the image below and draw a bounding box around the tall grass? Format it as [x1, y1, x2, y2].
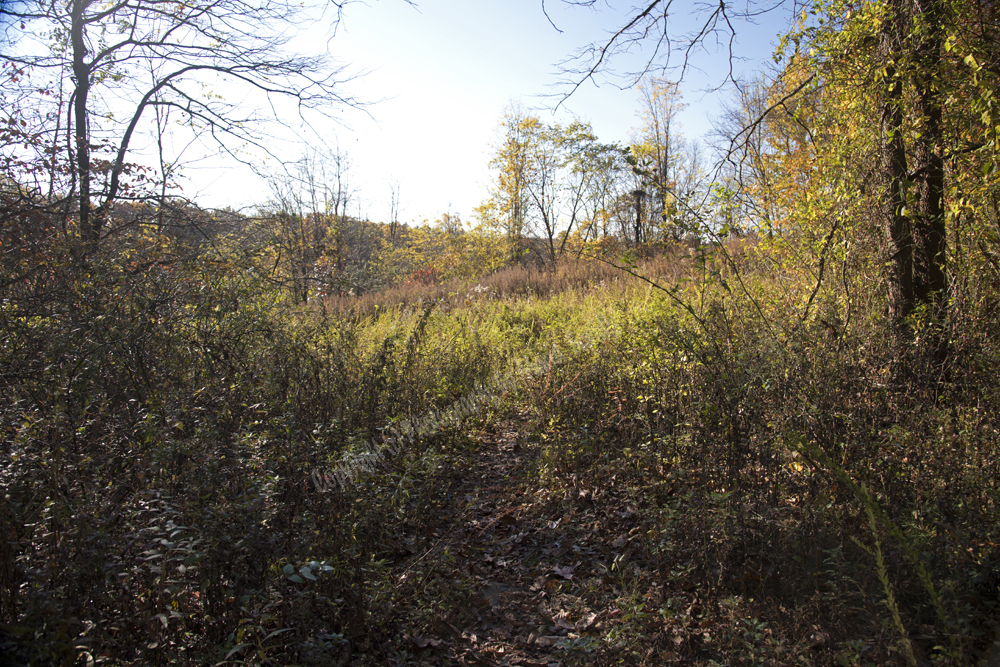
[319, 249, 701, 318]
[509, 240, 1000, 665]
[2, 227, 998, 664]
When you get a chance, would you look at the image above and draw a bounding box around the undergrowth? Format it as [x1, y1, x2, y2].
[1, 232, 999, 665]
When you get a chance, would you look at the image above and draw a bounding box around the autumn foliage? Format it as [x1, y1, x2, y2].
[3, 0, 1000, 664]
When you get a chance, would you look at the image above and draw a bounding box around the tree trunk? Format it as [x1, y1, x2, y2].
[880, 61, 915, 324]
[910, 0, 947, 309]
[633, 189, 644, 246]
[879, 0, 947, 332]
[71, 0, 96, 244]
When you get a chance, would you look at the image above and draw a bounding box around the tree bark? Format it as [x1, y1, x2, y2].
[910, 0, 947, 309]
[879, 0, 947, 331]
[70, 0, 96, 244]
[880, 61, 915, 324]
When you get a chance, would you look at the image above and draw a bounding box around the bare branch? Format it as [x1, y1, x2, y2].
[553, 0, 793, 105]
[3, 0, 362, 242]
[541, 0, 564, 33]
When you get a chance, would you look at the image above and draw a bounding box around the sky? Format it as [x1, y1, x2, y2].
[187, 0, 796, 225]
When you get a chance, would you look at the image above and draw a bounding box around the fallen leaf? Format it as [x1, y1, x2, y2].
[533, 635, 561, 647]
[407, 635, 443, 648]
[518, 657, 553, 667]
[551, 562, 580, 579]
[554, 612, 575, 630]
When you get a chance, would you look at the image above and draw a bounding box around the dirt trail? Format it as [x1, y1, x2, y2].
[385, 411, 647, 666]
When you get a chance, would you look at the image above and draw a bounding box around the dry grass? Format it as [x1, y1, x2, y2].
[318, 244, 713, 320]
[4, 227, 997, 665]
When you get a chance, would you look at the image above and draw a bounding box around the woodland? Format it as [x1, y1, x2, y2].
[1, 0, 1000, 665]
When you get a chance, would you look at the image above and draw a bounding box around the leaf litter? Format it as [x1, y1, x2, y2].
[376, 410, 844, 666]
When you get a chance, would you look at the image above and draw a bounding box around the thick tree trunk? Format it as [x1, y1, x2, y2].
[910, 0, 948, 309]
[879, 0, 947, 331]
[880, 63, 915, 324]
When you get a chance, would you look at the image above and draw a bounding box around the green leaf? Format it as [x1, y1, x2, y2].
[288, 574, 304, 584]
[225, 643, 251, 660]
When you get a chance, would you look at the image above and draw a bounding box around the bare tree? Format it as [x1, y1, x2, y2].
[2, 0, 360, 245]
[264, 145, 359, 301]
[388, 177, 402, 240]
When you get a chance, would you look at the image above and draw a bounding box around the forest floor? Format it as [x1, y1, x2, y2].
[382, 409, 641, 666]
[361, 410, 835, 667]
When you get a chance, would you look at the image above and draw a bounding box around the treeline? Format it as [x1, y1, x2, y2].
[477, 83, 708, 262]
[3, 0, 1000, 661]
[242, 81, 714, 304]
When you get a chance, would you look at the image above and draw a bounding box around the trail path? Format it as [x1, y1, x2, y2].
[383, 411, 653, 667]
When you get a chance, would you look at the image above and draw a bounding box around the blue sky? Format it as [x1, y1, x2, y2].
[190, 0, 795, 224]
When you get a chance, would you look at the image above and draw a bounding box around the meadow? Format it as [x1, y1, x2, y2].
[1, 226, 997, 666]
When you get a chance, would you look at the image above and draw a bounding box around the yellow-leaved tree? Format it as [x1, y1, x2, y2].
[626, 77, 709, 245]
[377, 213, 507, 286]
[481, 104, 629, 262]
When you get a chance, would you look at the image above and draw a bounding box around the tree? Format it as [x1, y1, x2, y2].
[789, 0, 999, 333]
[483, 105, 625, 263]
[388, 177, 402, 240]
[563, 133, 631, 246]
[2, 0, 358, 246]
[557, 121, 623, 250]
[631, 77, 683, 241]
[560, 0, 999, 336]
[522, 118, 560, 262]
[485, 102, 536, 262]
[263, 146, 363, 300]
[875, 0, 947, 325]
